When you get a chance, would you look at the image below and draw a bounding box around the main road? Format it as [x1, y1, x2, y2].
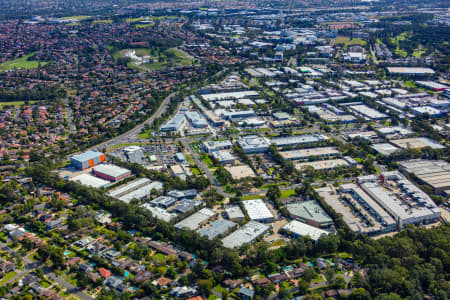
[68, 91, 177, 158]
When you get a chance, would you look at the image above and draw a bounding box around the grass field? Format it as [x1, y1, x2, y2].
[200, 153, 214, 168]
[0, 100, 38, 108]
[270, 239, 286, 247]
[0, 271, 17, 285]
[0, 53, 48, 72]
[242, 194, 264, 200]
[143, 48, 194, 70]
[404, 81, 417, 88]
[114, 47, 194, 71]
[389, 32, 411, 58]
[280, 189, 296, 199]
[335, 37, 366, 48]
[136, 23, 154, 28]
[93, 19, 112, 24]
[412, 45, 427, 58]
[126, 16, 178, 23]
[59, 15, 91, 20]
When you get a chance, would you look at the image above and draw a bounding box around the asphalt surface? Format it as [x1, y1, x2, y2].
[179, 137, 232, 198]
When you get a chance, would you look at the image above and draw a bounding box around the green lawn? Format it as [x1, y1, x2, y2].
[0, 100, 38, 108]
[214, 285, 227, 294]
[58, 15, 91, 20]
[93, 19, 112, 24]
[191, 168, 202, 175]
[335, 37, 366, 48]
[260, 182, 290, 189]
[40, 279, 52, 288]
[0, 53, 49, 72]
[0, 271, 17, 285]
[185, 154, 195, 166]
[389, 32, 411, 58]
[200, 154, 214, 168]
[242, 194, 264, 200]
[125, 17, 146, 23]
[270, 239, 286, 247]
[138, 130, 151, 139]
[280, 189, 296, 199]
[404, 81, 417, 88]
[136, 23, 154, 28]
[143, 48, 194, 70]
[412, 45, 427, 58]
[114, 47, 194, 71]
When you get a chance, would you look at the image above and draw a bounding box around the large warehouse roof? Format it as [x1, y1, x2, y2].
[70, 174, 110, 188]
[283, 220, 330, 241]
[280, 147, 340, 160]
[175, 208, 215, 231]
[243, 199, 274, 222]
[71, 150, 103, 162]
[387, 67, 435, 75]
[287, 200, 333, 225]
[118, 181, 163, 203]
[222, 221, 270, 249]
[198, 219, 236, 240]
[93, 164, 131, 178]
[271, 134, 329, 147]
[108, 178, 151, 198]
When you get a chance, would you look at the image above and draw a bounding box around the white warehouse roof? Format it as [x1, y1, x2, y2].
[283, 220, 330, 241]
[243, 199, 274, 222]
[222, 221, 270, 249]
[70, 174, 110, 188]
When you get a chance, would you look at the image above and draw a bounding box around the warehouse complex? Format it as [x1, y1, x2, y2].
[286, 200, 334, 228]
[160, 114, 186, 132]
[390, 137, 445, 150]
[243, 199, 275, 223]
[203, 140, 233, 153]
[212, 150, 235, 164]
[398, 160, 450, 194]
[271, 134, 329, 147]
[92, 164, 132, 182]
[226, 206, 245, 222]
[71, 150, 106, 170]
[198, 219, 236, 240]
[386, 67, 435, 75]
[70, 173, 110, 189]
[108, 178, 163, 203]
[222, 221, 270, 249]
[237, 135, 271, 153]
[282, 220, 330, 241]
[280, 147, 341, 160]
[175, 208, 216, 231]
[357, 172, 440, 228]
[295, 157, 355, 171]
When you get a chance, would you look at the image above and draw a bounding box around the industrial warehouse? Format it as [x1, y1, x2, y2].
[92, 164, 132, 182]
[71, 150, 106, 170]
[280, 147, 341, 161]
[242, 199, 275, 223]
[222, 221, 270, 249]
[398, 160, 450, 195]
[282, 220, 331, 242]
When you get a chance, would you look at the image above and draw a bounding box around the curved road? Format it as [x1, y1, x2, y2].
[68, 91, 177, 158]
